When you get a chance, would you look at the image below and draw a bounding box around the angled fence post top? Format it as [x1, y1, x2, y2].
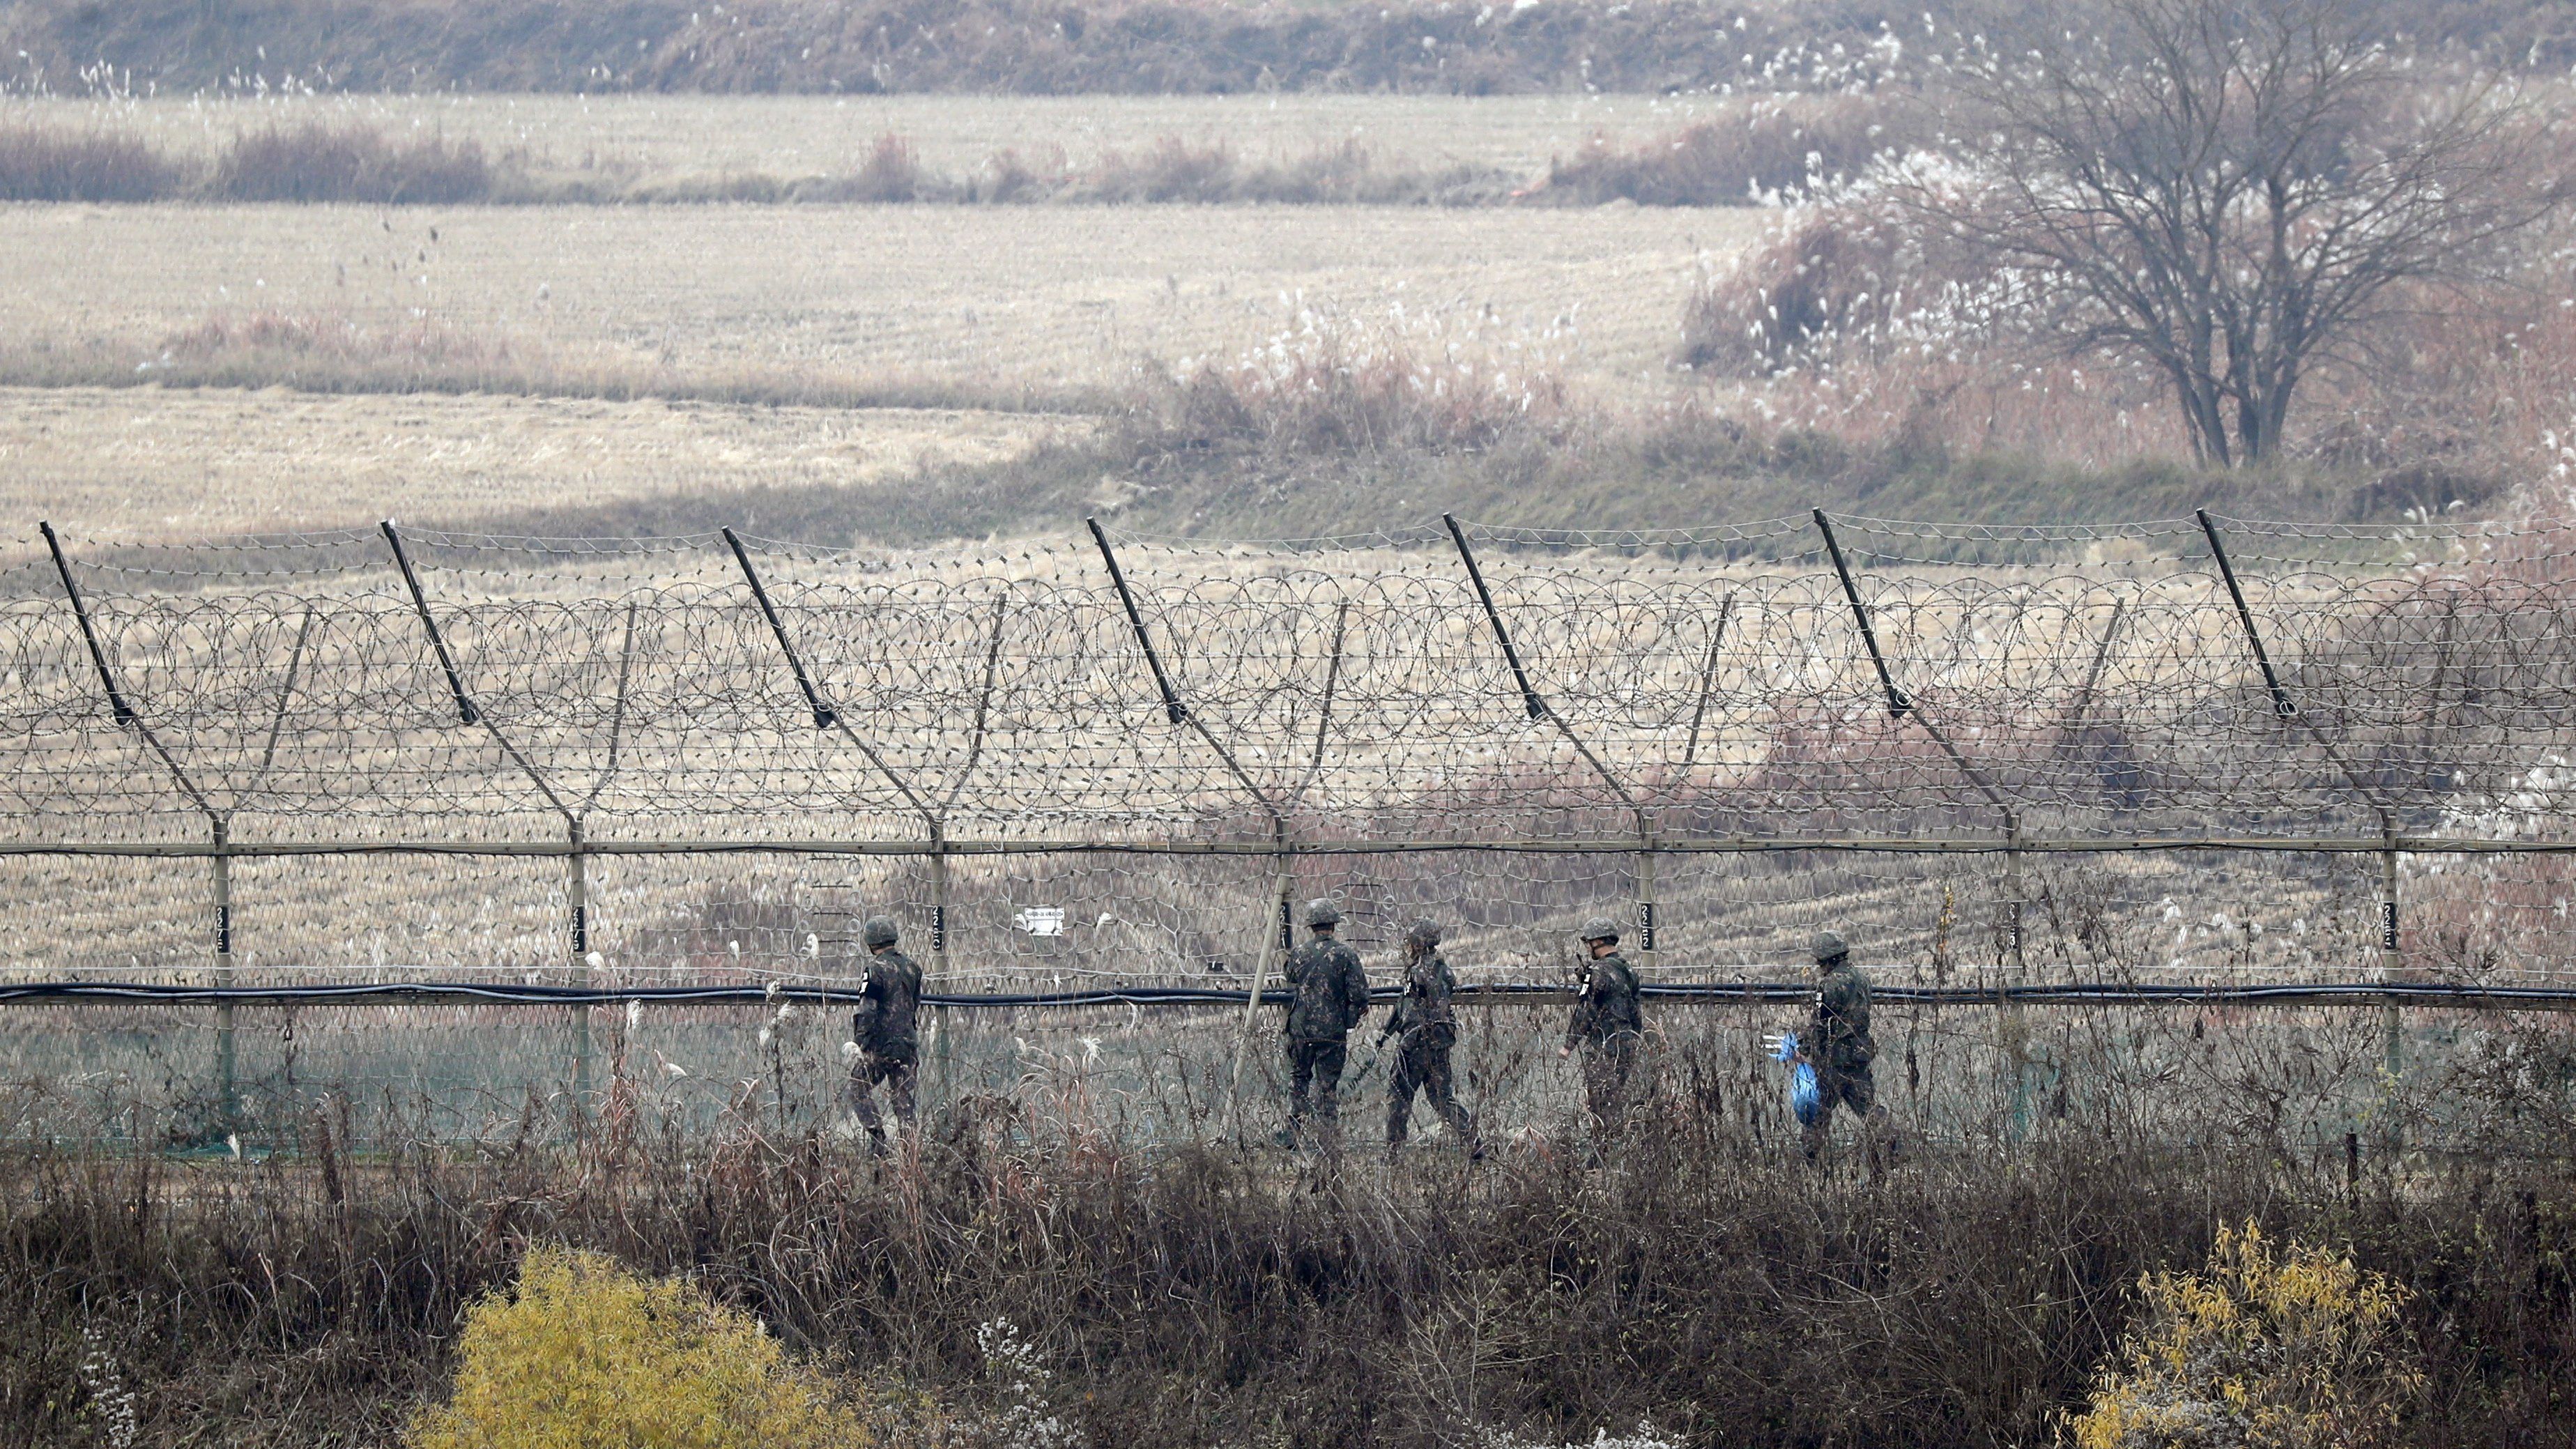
[1814, 509, 1911, 719]
[0, 509, 2566, 992]
[381, 519, 480, 726]
[723, 526, 837, 730]
[2196, 509, 2297, 720]
[40, 521, 137, 730]
[1087, 516, 1188, 727]
[1443, 513, 1549, 723]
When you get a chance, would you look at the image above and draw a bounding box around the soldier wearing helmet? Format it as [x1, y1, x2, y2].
[847, 914, 922, 1158]
[1799, 929, 1896, 1167]
[1277, 897, 1372, 1151]
[1377, 917, 1482, 1160]
[1561, 913, 1645, 1125]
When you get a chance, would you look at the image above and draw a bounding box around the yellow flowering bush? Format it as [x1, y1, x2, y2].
[408, 1245, 866, 1449]
[2069, 1222, 2423, 1449]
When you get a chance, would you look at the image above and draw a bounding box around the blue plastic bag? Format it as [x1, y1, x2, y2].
[1776, 1029, 1822, 1126]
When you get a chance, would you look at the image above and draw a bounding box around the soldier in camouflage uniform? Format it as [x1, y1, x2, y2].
[1379, 918, 1483, 1160]
[848, 914, 923, 1158]
[1278, 898, 1372, 1151]
[1560, 914, 1644, 1126]
[1800, 929, 1896, 1167]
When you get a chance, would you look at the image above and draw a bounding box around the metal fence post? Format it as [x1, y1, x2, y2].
[1814, 509, 1910, 717]
[380, 521, 478, 724]
[1230, 850, 1296, 1142]
[1443, 514, 1548, 721]
[2195, 509, 2296, 719]
[1087, 517, 1189, 726]
[721, 528, 836, 729]
[1087, 519, 1301, 1139]
[212, 817, 238, 1131]
[1444, 513, 1657, 958]
[569, 820, 592, 1113]
[44, 521, 236, 1134]
[1636, 824, 1658, 964]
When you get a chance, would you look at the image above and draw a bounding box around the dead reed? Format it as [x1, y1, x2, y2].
[3, 1039, 2570, 1448]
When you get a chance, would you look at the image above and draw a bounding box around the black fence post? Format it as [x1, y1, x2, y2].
[2195, 509, 2296, 719]
[380, 521, 478, 725]
[1814, 509, 1910, 718]
[721, 528, 836, 729]
[1443, 514, 1547, 721]
[1086, 517, 1188, 726]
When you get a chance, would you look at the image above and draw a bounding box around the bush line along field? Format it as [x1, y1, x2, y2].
[0, 93, 1907, 206]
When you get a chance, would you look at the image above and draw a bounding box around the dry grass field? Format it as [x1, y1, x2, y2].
[0, 385, 1068, 535]
[0, 200, 1752, 401]
[3, 92, 1756, 186]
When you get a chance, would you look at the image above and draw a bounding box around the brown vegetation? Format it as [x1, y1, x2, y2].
[3, 0, 2566, 98]
[0, 0, 1917, 98]
[3, 1050, 2570, 1448]
[209, 122, 493, 204]
[0, 118, 1524, 205]
[0, 125, 181, 201]
[1540, 95, 1929, 208]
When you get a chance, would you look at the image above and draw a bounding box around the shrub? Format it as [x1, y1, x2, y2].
[0, 125, 183, 201]
[1545, 95, 1922, 207]
[836, 132, 932, 203]
[1085, 136, 1238, 203]
[2068, 1222, 2425, 1449]
[211, 122, 491, 204]
[406, 1244, 865, 1449]
[1678, 208, 1908, 374]
[1141, 303, 1579, 455]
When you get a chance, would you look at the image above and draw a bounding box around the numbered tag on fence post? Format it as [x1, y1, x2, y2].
[931, 904, 946, 953]
[1636, 900, 1655, 952]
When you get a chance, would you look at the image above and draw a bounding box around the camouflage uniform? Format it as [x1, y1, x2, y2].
[1280, 909, 1371, 1147]
[849, 921, 923, 1153]
[1802, 942, 1894, 1164]
[1565, 931, 1644, 1122]
[1381, 928, 1480, 1156]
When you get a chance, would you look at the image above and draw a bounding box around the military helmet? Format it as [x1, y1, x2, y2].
[1304, 898, 1344, 928]
[1811, 928, 1849, 965]
[861, 915, 900, 949]
[1404, 918, 1443, 950]
[1577, 914, 1621, 944]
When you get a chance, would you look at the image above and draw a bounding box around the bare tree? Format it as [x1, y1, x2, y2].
[1924, 0, 2569, 466]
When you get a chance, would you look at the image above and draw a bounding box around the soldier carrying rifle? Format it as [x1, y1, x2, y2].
[1560, 914, 1644, 1127]
[846, 914, 922, 1159]
[1277, 898, 1371, 1152]
[1378, 917, 1483, 1161]
[1798, 929, 1899, 1168]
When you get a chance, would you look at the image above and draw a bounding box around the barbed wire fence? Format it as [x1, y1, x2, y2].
[1, 509, 2571, 1152]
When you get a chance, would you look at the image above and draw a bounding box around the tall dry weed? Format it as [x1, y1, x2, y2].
[0, 125, 181, 200]
[210, 122, 491, 204]
[1544, 93, 1925, 208]
[1138, 302, 1580, 457]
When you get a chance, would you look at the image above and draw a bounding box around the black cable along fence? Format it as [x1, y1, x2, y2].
[1, 509, 2572, 1154]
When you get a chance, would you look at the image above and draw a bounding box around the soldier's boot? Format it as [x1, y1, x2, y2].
[868, 1127, 893, 1160]
[1452, 1110, 1485, 1163]
[1864, 1107, 1900, 1172]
